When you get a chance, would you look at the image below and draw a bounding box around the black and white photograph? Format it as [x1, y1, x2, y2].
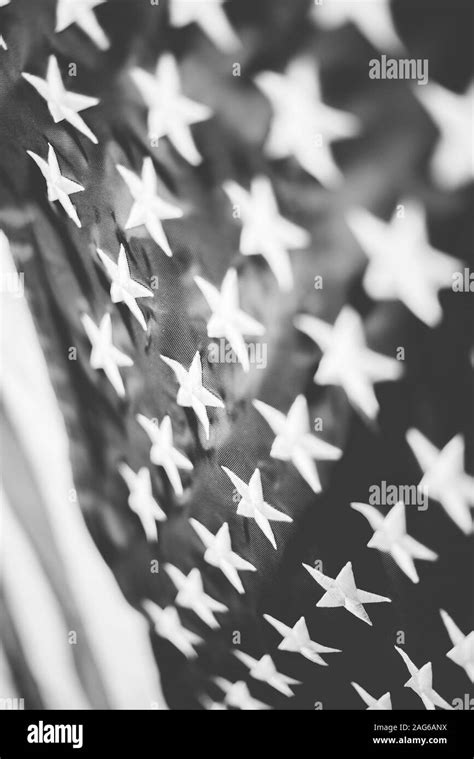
[0, 0, 473, 740]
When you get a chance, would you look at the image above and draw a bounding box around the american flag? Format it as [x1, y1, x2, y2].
[0, 0, 472, 711]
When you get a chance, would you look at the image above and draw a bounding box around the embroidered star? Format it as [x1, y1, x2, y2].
[27, 143, 84, 228]
[254, 58, 359, 188]
[136, 414, 193, 498]
[221, 466, 292, 549]
[351, 501, 437, 584]
[55, 0, 110, 50]
[214, 678, 270, 710]
[313, 0, 403, 52]
[194, 268, 266, 373]
[303, 561, 391, 626]
[118, 464, 166, 542]
[116, 158, 183, 256]
[169, 0, 240, 52]
[131, 54, 212, 166]
[253, 395, 342, 493]
[263, 614, 340, 666]
[189, 519, 256, 594]
[440, 610, 474, 683]
[347, 202, 461, 327]
[164, 564, 227, 629]
[295, 306, 403, 420]
[223, 177, 310, 292]
[234, 651, 301, 697]
[351, 682, 392, 710]
[406, 429, 474, 535]
[81, 313, 133, 398]
[97, 245, 153, 331]
[160, 352, 224, 440]
[22, 55, 99, 144]
[416, 83, 474, 189]
[143, 601, 202, 659]
[395, 647, 453, 710]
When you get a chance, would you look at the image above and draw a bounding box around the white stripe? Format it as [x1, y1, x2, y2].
[0, 231, 167, 709]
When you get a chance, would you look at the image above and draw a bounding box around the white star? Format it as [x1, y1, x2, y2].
[164, 564, 227, 629]
[97, 245, 153, 331]
[395, 646, 453, 710]
[22, 55, 99, 144]
[253, 395, 342, 493]
[263, 614, 341, 666]
[160, 352, 224, 440]
[136, 414, 193, 498]
[0, 35, 7, 51]
[143, 601, 202, 659]
[194, 268, 266, 373]
[295, 306, 403, 420]
[347, 202, 461, 327]
[27, 143, 84, 228]
[131, 54, 212, 166]
[351, 501, 438, 584]
[221, 466, 293, 550]
[406, 429, 474, 535]
[303, 561, 391, 626]
[189, 519, 256, 594]
[118, 464, 166, 543]
[313, 0, 403, 52]
[223, 177, 311, 292]
[351, 682, 392, 710]
[0, 1, 10, 6]
[200, 696, 228, 710]
[117, 158, 183, 256]
[55, 0, 110, 50]
[440, 609, 474, 683]
[416, 83, 474, 190]
[234, 651, 301, 697]
[214, 678, 270, 710]
[169, 0, 240, 52]
[254, 58, 359, 188]
[81, 313, 133, 397]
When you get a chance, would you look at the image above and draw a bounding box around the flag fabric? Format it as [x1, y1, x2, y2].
[0, 0, 472, 710]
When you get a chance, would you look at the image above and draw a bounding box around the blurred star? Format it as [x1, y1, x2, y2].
[81, 313, 133, 398]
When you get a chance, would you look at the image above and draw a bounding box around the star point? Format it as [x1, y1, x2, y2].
[407, 429, 474, 535]
[81, 312, 133, 397]
[395, 646, 453, 710]
[415, 82, 474, 190]
[131, 53, 212, 166]
[165, 564, 228, 629]
[440, 610, 474, 683]
[190, 518, 256, 594]
[234, 651, 301, 697]
[351, 682, 392, 710]
[97, 245, 153, 331]
[222, 466, 293, 549]
[136, 414, 193, 497]
[313, 0, 403, 52]
[295, 306, 403, 420]
[194, 268, 265, 373]
[351, 501, 437, 584]
[214, 678, 270, 710]
[160, 352, 224, 440]
[254, 58, 359, 187]
[55, 0, 110, 50]
[223, 176, 310, 291]
[27, 143, 84, 227]
[303, 560, 391, 625]
[117, 158, 183, 256]
[253, 394, 341, 493]
[169, 0, 240, 52]
[22, 55, 99, 143]
[347, 202, 461, 327]
[118, 464, 166, 542]
[143, 601, 202, 659]
[264, 614, 341, 666]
